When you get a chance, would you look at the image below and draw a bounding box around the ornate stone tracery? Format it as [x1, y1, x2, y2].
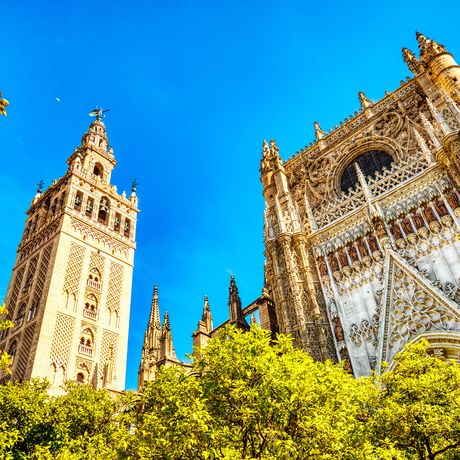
[261, 33, 460, 375]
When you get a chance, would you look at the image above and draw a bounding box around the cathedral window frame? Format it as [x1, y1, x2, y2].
[332, 138, 400, 196]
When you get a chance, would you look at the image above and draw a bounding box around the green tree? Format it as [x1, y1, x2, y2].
[370, 340, 460, 460]
[130, 325, 381, 460]
[0, 303, 14, 373]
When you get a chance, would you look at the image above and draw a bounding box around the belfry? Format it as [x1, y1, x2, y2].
[1, 111, 138, 392]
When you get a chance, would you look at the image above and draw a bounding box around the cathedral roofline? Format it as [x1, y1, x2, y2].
[281, 77, 415, 169]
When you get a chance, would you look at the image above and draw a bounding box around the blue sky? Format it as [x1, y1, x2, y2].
[1, 1, 459, 389]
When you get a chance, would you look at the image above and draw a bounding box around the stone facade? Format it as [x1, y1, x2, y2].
[261, 32, 460, 375]
[139, 32, 460, 382]
[1, 112, 138, 392]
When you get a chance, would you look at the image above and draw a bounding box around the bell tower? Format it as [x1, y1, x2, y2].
[1, 110, 139, 393]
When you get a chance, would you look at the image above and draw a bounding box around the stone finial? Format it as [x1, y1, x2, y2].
[358, 91, 373, 109]
[228, 275, 250, 330]
[314, 121, 325, 140]
[201, 295, 213, 332]
[163, 310, 170, 330]
[262, 139, 269, 156]
[402, 47, 421, 74]
[416, 32, 447, 63]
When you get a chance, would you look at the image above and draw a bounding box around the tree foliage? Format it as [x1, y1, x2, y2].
[0, 326, 459, 459]
[0, 303, 14, 373]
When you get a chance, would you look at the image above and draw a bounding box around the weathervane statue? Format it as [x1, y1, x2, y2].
[89, 106, 110, 121]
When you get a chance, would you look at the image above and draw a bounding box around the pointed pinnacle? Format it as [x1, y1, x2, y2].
[163, 311, 170, 329]
[149, 285, 160, 325]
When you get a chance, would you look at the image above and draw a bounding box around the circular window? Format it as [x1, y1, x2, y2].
[340, 150, 393, 193]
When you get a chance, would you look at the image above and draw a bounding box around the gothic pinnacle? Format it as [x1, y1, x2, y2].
[358, 91, 373, 109]
[149, 285, 161, 326]
[314, 121, 325, 140]
[163, 311, 170, 330]
[402, 47, 421, 74]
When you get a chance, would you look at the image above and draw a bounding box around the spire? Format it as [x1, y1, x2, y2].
[250, 312, 257, 326]
[163, 310, 170, 330]
[149, 285, 160, 326]
[160, 311, 178, 361]
[260, 139, 283, 181]
[314, 121, 325, 140]
[402, 47, 422, 74]
[416, 32, 447, 63]
[67, 110, 117, 180]
[358, 91, 373, 109]
[81, 117, 109, 153]
[228, 275, 249, 330]
[201, 295, 213, 332]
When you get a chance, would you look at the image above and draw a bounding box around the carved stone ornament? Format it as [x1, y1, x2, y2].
[378, 251, 460, 366]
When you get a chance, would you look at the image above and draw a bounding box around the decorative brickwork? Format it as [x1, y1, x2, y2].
[6, 266, 26, 321]
[63, 243, 85, 309]
[99, 329, 119, 382]
[89, 251, 105, 277]
[15, 323, 36, 381]
[50, 313, 76, 370]
[106, 262, 123, 325]
[34, 243, 54, 309]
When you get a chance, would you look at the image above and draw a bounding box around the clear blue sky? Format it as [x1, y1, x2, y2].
[1, 1, 459, 389]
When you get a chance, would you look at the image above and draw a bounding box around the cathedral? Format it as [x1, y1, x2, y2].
[139, 32, 460, 381]
[3, 32, 460, 390]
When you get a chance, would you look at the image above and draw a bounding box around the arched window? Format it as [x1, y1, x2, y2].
[76, 372, 85, 383]
[93, 163, 104, 178]
[87, 269, 102, 290]
[340, 150, 393, 193]
[74, 191, 83, 211]
[124, 218, 131, 237]
[98, 197, 110, 224]
[85, 197, 94, 218]
[79, 328, 94, 356]
[83, 293, 98, 320]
